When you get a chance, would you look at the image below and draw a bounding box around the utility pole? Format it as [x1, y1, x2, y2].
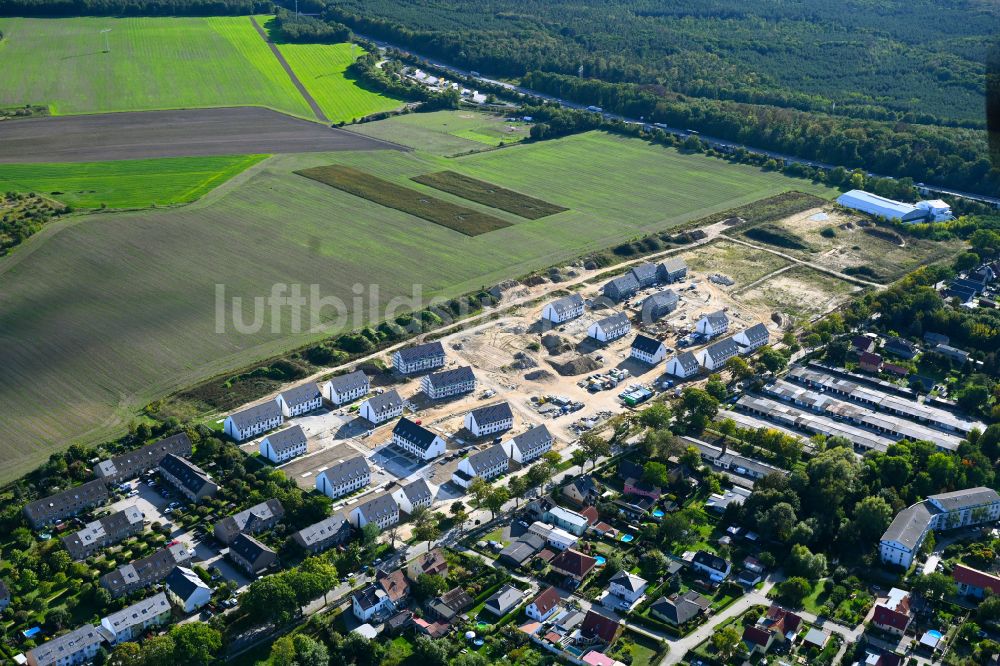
[100, 28, 111, 53]
[295, 0, 299, 16]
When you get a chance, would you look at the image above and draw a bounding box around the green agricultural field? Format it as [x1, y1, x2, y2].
[0, 16, 313, 117]
[275, 41, 403, 123]
[0, 128, 836, 481]
[0, 155, 267, 209]
[350, 110, 532, 155]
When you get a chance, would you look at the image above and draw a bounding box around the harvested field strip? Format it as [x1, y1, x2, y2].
[411, 171, 567, 219]
[296, 165, 512, 236]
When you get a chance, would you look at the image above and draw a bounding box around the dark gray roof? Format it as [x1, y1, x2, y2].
[593, 312, 630, 335]
[660, 257, 687, 274]
[325, 369, 369, 394]
[399, 478, 434, 505]
[672, 351, 700, 372]
[229, 533, 274, 563]
[510, 425, 553, 456]
[96, 433, 193, 479]
[278, 382, 321, 408]
[102, 592, 170, 634]
[468, 444, 510, 474]
[28, 624, 103, 666]
[705, 337, 739, 360]
[485, 583, 524, 613]
[363, 389, 403, 415]
[929, 487, 1000, 511]
[739, 323, 769, 345]
[631, 334, 664, 355]
[356, 494, 399, 522]
[216, 499, 284, 539]
[393, 417, 439, 450]
[425, 366, 475, 388]
[396, 341, 445, 364]
[101, 543, 190, 593]
[604, 273, 640, 295]
[469, 401, 513, 427]
[549, 293, 584, 315]
[702, 310, 728, 327]
[165, 566, 210, 600]
[353, 583, 387, 611]
[159, 454, 214, 496]
[318, 455, 369, 487]
[692, 550, 728, 573]
[263, 425, 307, 453]
[650, 591, 708, 624]
[24, 478, 110, 524]
[630, 263, 658, 283]
[63, 506, 143, 557]
[645, 291, 678, 308]
[227, 400, 282, 430]
[610, 570, 647, 592]
[881, 501, 933, 550]
[295, 515, 351, 547]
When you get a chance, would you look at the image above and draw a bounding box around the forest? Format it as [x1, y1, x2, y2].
[324, 0, 995, 127]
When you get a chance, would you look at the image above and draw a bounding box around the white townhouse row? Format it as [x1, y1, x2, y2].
[465, 401, 514, 437]
[315, 456, 371, 499]
[322, 370, 370, 406]
[393, 341, 446, 374]
[259, 425, 308, 464]
[392, 417, 447, 461]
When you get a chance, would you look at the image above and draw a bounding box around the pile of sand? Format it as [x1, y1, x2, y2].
[525, 369, 555, 382]
[548, 354, 602, 376]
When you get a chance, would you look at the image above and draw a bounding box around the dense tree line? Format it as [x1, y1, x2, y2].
[322, 0, 992, 127]
[273, 7, 350, 43]
[0, 0, 270, 16]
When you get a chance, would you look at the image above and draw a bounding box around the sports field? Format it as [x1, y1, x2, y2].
[0, 16, 313, 117]
[275, 42, 403, 123]
[350, 110, 533, 155]
[0, 128, 836, 481]
[0, 155, 267, 209]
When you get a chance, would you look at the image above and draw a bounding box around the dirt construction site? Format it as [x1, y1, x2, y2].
[236, 202, 869, 521]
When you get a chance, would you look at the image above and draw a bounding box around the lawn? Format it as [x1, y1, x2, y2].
[0, 155, 267, 209]
[0, 128, 836, 481]
[350, 110, 533, 155]
[0, 16, 313, 117]
[681, 238, 791, 288]
[275, 41, 404, 123]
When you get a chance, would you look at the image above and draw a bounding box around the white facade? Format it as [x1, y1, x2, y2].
[541, 295, 584, 324]
[392, 429, 447, 461]
[100, 593, 171, 645]
[391, 480, 436, 514]
[359, 392, 404, 425]
[392, 343, 445, 374]
[314, 458, 371, 499]
[836, 189, 926, 222]
[695, 311, 729, 338]
[275, 388, 323, 418]
[352, 586, 393, 623]
[223, 408, 283, 442]
[321, 371, 370, 406]
[502, 426, 554, 465]
[452, 445, 509, 488]
[588, 314, 632, 343]
[350, 496, 400, 531]
[420, 368, 476, 400]
[630, 339, 667, 365]
[697, 339, 739, 371]
[527, 521, 578, 551]
[464, 404, 514, 437]
[733, 323, 769, 352]
[258, 427, 307, 464]
[165, 568, 212, 614]
[609, 572, 648, 604]
[667, 353, 700, 378]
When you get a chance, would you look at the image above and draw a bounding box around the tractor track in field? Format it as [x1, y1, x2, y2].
[249, 16, 329, 123]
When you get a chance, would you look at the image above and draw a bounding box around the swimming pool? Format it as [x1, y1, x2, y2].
[652, 509, 665, 517]
[620, 534, 635, 542]
[927, 630, 943, 639]
[595, 555, 607, 566]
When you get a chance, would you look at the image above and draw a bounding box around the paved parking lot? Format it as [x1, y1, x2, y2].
[107, 479, 182, 534]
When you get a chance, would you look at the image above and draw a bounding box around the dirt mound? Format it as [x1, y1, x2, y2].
[511, 353, 538, 370]
[548, 354, 602, 376]
[525, 369, 555, 382]
[541, 334, 564, 349]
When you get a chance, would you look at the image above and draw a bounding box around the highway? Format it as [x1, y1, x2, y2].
[359, 33, 1000, 208]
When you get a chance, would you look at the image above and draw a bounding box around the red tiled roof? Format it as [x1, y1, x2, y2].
[765, 604, 802, 634]
[581, 610, 620, 643]
[531, 586, 561, 616]
[536, 548, 556, 563]
[872, 604, 911, 631]
[860, 351, 882, 367]
[742, 625, 773, 647]
[953, 564, 1000, 595]
[581, 506, 599, 525]
[545, 631, 562, 644]
[378, 569, 410, 603]
[882, 363, 909, 377]
[551, 549, 597, 577]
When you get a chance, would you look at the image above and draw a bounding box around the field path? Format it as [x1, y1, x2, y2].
[250, 16, 329, 122]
